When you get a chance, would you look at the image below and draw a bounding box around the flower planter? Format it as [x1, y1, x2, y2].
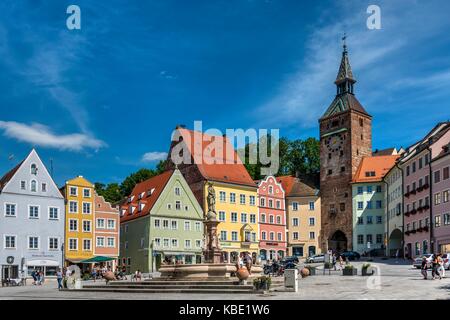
[362, 268, 374, 276]
[342, 268, 357, 276]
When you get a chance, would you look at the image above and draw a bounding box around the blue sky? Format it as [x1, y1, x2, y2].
[0, 0, 449, 186]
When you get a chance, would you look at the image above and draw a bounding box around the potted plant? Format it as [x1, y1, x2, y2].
[361, 263, 374, 276]
[253, 276, 272, 292]
[342, 264, 357, 276]
[324, 262, 332, 269]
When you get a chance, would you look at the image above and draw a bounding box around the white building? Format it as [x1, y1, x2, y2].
[384, 164, 404, 257]
[0, 149, 65, 281]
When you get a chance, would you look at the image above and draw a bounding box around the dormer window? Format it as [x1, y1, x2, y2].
[31, 164, 38, 175]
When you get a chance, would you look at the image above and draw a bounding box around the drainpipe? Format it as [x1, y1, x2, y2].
[426, 146, 434, 253]
[397, 163, 406, 260]
[383, 178, 389, 257]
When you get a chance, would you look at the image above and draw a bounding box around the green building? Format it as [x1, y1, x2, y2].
[119, 169, 204, 273]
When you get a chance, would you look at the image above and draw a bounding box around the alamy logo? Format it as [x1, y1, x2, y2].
[66, 5, 81, 30]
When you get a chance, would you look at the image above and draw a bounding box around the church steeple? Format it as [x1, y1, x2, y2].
[335, 34, 356, 95]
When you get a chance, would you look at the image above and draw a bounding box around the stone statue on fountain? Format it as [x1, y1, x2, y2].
[204, 182, 222, 262]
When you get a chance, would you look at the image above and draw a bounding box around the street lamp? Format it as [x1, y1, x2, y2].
[61, 243, 65, 269]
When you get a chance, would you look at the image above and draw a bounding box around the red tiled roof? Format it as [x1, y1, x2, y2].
[120, 170, 174, 223]
[0, 161, 24, 192]
[353, 155, 399, 183]
[174, 128, 255, 187]
[277, 175, 318, 197]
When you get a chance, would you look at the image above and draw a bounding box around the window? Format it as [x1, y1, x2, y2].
[31, 180, 37, 192]
[231, 232, 238, 241]
[261, 231, 266, 240]
[268, 186, 273, 194]
[175, 201, 181, 210]
[69, 219, 78, 231]
[41, 183, 47, 192]
[154, 238, 161, 247]
[168, 220, 177, 230]
[163, 238, 170, 248]
[240, 194, 246, 205]
[269, 215, 274, 224]
[5, 204, 16, 217]
[366, 234, 373, 243]
[174, 187, 181, 196]
[69, 201, 78, 213]
[83, 239, 92, 251]
[195, 240, 202, 248]
[406, 166, 410, 176]
[419, 158, 423, 169]
[357, 217, 363, 225]
[97, 218, 105, 229]
[328, 169, 332, 175]
[415, 242, 420, 256]
[376, 200, 382, 209]
[277, 233, 282, 241]
[169, 239, 178, 248]
[357, 235, 364, 244]
[83, 220, 91, 232]
[367, 186, 373, 193]
[49, 207, 59, 220]
[125, 225, 129, 233]
[83, 202, 91, 214]
[357, 202, 363, 210]
[29, 206, 39, 219]
[292, 218, 299, 226]
[21, 181, 26, 190]
[162, 219, 169, 229]
[367, 216, 373, 224]
[376, 185, 382, 193]
[70, 187, 77, 196]
[269, 232, 274, 241]
[230, 193, 236, 203]
[309, 232, 315, 239]
[31, 163, 38, 175]
[250, 196, 256, 206]
[154, 219, 160, 228]
[366, 201, 373, 209]
[241, 213, 247, 223]
[260, 197, 265, 207]
[376, 234, 383, 244]
[309, 217, 315, 226]
[443, 190, 449, 203]
[28, 237, 39, 249]
[195, 222, 201, 232]
[444, 214, 450, 226]
[276, 216, 281, 224]
[107, 219, 115, 229]
[107, 237, 115, 247]
[444, 167, 449, 180]
[184, 239, 191, 248]
[219, 211, 226, 221]
[340, 203, 345, 212]
[250, 214, 256, 224]
[435, 215, 441, 227]
[309, 202, 315, 210]
[435, 193, 441, 205]
[184, 221, 191, 231]
[49, 237, 59, 250]
[292, 202, 299, 211]
[220, 231, 227, 241]
[275, 200, 281, 209]
[293, 232, 299, 240]
[231, 212, 238, 222]
[268, 200, 273, 208]
[434, 170, 441, 183]
[69, 238, 78, 250]
[96, 237, 105, 247]
[219, 191, 226, 202]
[376, 216, 382, 224]
[357, 186, 363, 194]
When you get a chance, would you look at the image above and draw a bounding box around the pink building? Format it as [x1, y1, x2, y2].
[400, 123, 450, 258]
[431, 141, 450, 253]
[257, 176, 287, 261]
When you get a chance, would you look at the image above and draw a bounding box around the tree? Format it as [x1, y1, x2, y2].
[120, 168, 158, 197]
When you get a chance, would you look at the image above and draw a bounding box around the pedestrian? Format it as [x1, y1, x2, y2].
[432, 254, 441, 280]
[421, 257, 428, 280]
[338, 255, 344, 270]
[395, 249, 399, 260]
[38, 271, 44, 285]
[332, 254, 337, 271]
[56, 268, 63, 290]
[31, 269, 37, 285]
[437, 253, 445, 278]
[91, 266, 97, 282]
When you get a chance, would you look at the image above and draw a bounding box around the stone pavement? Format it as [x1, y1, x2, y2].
[1, 258, 450, 300]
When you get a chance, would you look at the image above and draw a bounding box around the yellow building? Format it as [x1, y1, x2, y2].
[62, 176, 95, 266]
[205, 181, 259, 263]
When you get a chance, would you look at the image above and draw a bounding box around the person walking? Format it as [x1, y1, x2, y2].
[91, 266, 97, 282]
[332, 254, 337, 271]
[421, 257, 428, 279]
[31, 269, 37, 285]
[437, 254, 445, 278]
[56, 268, 63, 290]
[338, 255, 344, 271]
[432, 254, 441, 280]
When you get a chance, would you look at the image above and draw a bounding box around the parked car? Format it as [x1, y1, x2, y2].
[442, 253, 450, 270]
[340, 251, 361, 261]
[281, 256, 300, 264]
[306, 254, 325, 263]
[413, 254, 434, 269]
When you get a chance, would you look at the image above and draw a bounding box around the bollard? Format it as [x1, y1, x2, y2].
[284, 268, 299, 292]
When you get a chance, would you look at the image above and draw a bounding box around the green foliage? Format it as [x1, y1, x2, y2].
[362, 263, 371, 269]
[253, 276, 272, 290]
[344, 264, 354, 270]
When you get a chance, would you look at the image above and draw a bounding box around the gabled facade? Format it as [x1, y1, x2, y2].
[0, 149, 65, 280]
[384, 164, 404, 257]
[257, 176, 287, 262]
[167, 127, 259, 263]
[119, 169, 204, 273]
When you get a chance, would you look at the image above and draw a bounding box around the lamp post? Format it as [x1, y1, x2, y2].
[61, 243, 65, 270]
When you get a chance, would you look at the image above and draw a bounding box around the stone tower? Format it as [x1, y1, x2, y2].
[319, 41, 372, 253]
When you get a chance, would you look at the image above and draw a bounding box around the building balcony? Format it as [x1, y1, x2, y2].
[410, 209, 417, 215]
[405, 192, 410, 198]
[405, 211, 410, 217]
[410, 189, 417, 195]
[423, 183, 430, 190]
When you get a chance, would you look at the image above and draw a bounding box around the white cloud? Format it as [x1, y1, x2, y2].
[142, 151, 168, 162]
[0, 121, 106, 152]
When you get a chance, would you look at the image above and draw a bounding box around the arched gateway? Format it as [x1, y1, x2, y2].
[328, 230, 347, 253]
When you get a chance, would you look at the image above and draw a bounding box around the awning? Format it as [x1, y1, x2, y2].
[79, 256, 116, 264]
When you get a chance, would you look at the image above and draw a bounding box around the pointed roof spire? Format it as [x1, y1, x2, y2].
[335, 33, 355, 85]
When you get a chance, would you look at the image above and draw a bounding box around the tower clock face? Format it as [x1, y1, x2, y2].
[326, 134, 343, 152]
